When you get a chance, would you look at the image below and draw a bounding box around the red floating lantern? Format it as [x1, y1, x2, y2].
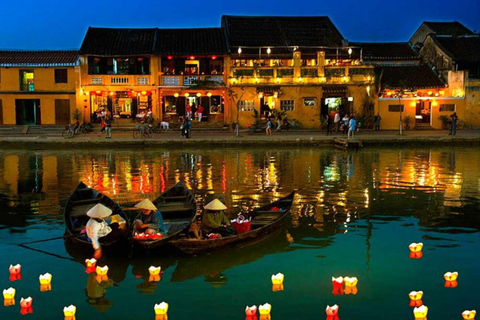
[332, 277, 344, 295]
[20, 297, 33, 315]
[444, 280, 458, 288]
[409, 251, 423, 259]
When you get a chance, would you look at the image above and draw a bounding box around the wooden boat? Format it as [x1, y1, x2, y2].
[132, 182, 197, 251]
[63, 182, 130, 250]
[170, 191, 295, 255]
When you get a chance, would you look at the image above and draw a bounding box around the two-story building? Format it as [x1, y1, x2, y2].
[0, 50, 79, 125]
[222, 15, 374, 128]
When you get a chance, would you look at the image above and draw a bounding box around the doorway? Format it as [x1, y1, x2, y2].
[15, 99, 41, 125]
[415, 100, 431, 125]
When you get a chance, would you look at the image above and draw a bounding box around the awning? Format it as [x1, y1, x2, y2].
[322, 86, 347, 93]
[256, 86, 281, 94]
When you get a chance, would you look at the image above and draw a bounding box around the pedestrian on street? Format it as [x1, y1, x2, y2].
[449, 112, 458, 135]
[276, 113, 282, 131]
[266, 118, 273, 135]
[105, 111, 112, 139]
[334, 110, 341, 132]
[374, 114, 382, 131]
[348, 116, 357, 140]
[342, 114, 349, 135]
[197, 105, 204, 122]
[325, 115, 332, 136]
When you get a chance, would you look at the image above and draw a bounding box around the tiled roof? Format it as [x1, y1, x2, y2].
[376, 65, 445, 89]
[350, 42, 420, 60]
[222, 15, 344, 49]
[155, 28, 228, 55]
[80, 27, 157, 55]
[433, 36, 480, 63]
[423, 22, 474, 36]
[0, 50, 79, 67]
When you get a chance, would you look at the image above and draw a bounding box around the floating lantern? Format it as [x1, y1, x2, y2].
[271, 273, 284, 285]
[96, 266, 109, 282]
[409, 291, 423, 307]
[63, 305, 76, 320]
[85, 258, 97, 274]
[9, 264, 22, 281]
[332, 277, 344, 295]
[326, 304, 339, 316]
[344, 285, 358, 295]
[444, 272, 458, 281]
[259, 303, 271, 315]
[39, 273, 52, 285]
[20, 297, 33, 315]
[40, 283, 51, 292]
[409, 251, 423, 259]
[272, 283, 284, 292]
[154, 302, 169, 315]
[413, 305, 428, 319]
[245, 305, 257, 316]
[444, 280, 458, 288]
[3, 287, 15, 306]
[409, 243, 423, 252]
[149, 266, 161, 276]
[344, 277, 358, 287]
[462, 310, 476, 320]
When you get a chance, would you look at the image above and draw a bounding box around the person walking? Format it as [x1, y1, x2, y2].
[197, 104, 204, 122]
[325, 115, 332, 136]
[348, 116, 357, 140]
[334, 110, 341, 132]
[105, 110, 112, 139]
[266, 118, 273, 135]
[186, 103, 192, 119]
[276, 113, 282, 131]
[184, 117, 192, 138]
[374, 114, 382, 131]
[342, 114, 349, 135]
[449, 112, 458, 135]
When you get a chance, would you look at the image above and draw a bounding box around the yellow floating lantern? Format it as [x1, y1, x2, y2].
[409, 243, 423, 252]
[40, 283, 51, 292]
[96, 265, 109, 276]
[272, 283, 284, 292]
[444, 272, 458, 281]
[39, 273, 52, 285]
[3, 287, 15, 306]
[344, 285, 358, 295]
[245, 305, 257, 316]
[413, 305, 428, 319]
[325, 304, 339, 316]
[344, 276, 358, 287]
[63, 304, 76, 320]
[154, 302, 169, 315]
[462, 310, 476, 320]
[149, 266, 161, 276]
[271, 273, 284, 285]
[4, 298, 15, 307]
[259, 303, 271, 315]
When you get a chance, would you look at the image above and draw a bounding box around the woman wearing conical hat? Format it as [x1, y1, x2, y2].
[133, 199, 166, 235]
[202, 199, 235, 237]
[85, 203, 126, 259]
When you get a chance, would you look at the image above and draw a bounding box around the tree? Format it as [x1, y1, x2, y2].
[226, 86, 245, 136]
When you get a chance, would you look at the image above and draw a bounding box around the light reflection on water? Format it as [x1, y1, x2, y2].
[0, 147, 479, 320]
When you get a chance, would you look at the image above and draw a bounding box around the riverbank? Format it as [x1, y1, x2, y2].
[1, 129, 479, 149]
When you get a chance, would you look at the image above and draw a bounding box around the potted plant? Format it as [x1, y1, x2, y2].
[438, 115, 450, 129]
[404, 115, 412, 130]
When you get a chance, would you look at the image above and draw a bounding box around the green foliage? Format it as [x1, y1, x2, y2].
[438, 115, 450, 129]
[404, 115, 412, 130]
[72, 108, 82, 122]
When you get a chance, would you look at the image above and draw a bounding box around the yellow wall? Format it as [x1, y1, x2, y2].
[465, 78, 480, 128]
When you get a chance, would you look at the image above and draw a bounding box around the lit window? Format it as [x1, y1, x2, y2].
[239, 100, 254, 111]
[280, 100, 295, 111]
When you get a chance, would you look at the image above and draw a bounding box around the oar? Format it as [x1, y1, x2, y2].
[19, 232, 83, 246]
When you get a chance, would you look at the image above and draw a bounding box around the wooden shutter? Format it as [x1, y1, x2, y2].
[55, 99, 70, 125]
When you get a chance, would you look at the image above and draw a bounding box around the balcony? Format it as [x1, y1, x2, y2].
[84, 75, 151, 86]
[160, 75, 225, 87]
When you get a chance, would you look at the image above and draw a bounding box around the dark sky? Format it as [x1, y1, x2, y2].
[1, 0, 478, 50]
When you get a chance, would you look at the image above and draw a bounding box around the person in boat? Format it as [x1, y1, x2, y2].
[188, 215, 203, 239]
[85, 203, 126, 259]
[202, 199, 235, 237]
[133, 199, 166, 235]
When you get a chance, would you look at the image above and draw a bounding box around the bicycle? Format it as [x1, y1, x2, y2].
[62, 124, 82, 139]
[133, 124, 153, 139]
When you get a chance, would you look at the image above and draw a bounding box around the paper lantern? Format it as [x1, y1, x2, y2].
[462, 310, 476, 320]
[245, 305, 257, 316]
[40, 283, 51, 292]
[85, 258, 97, 274]
[63, 305, 76, 320]
[259, 303, 271, 315]
[413, 305, 428, 319]
[20, 297, 33, 315]
[409, 291, 423, 301]
[4, 298, 15, 307]
[272, 283, 284, 292]
[409, 252, 423, 259]
[444, 272, 458, 281]
[96, 266, 109, 276]
[325, 304, 339, 316]
[344, 285, 358, 295]
[39, 273, 52, 285]
[154, 302, 169, 315]
[344, 277, 358, 287]
[444, 280, 458, 288]
[149, 274, 161, 282]
[9, 264, 21, 275]
[271, 273, 284, 285]
[3, 287, 15, 306]
[149, 266, 161, 276]
[409, 243, 423, 252]
[332, 277, 344, 295]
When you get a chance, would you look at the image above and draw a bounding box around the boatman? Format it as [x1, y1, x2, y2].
[85, 203, 126, 259]
[133, 199, 166, 235]
[202, 199, 235, 237]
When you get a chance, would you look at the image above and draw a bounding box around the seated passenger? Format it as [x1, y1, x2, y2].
[133, 199, 166, 235]
[202, 199, 235, 237]
[85, 203, 126, 259]
[188, 215, 203, 239]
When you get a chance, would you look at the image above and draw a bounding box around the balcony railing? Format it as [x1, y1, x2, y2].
[85, 75, 152, 86]
[160, 75, 225, 87]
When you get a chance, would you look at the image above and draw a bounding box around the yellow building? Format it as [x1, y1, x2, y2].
[0, 50, 79, 125]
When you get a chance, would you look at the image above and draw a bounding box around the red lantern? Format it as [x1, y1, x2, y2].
[444, 280, 458, 288]
[167, 56, 173, 60]
[409, 252, 423, 259]
[211, 56, 217, 60]
[138, 57, 144, 62]
[190, 56, 195, 60]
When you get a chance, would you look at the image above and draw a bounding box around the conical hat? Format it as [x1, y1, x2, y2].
[135, 199, 157, 211]
[86, 204, 113, 218]
[204, 199, 227, 211]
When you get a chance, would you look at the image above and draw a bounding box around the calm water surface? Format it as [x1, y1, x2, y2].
[0, 147, 479, 320]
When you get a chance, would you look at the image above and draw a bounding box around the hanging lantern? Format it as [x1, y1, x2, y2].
[409, 243, 423, 252]
[154, 302, 169, 315]
[258, 93, 264, 99]
[63, 305, 76, 320]
[267, 48, 271, 55]
[207, 92, 212, 97]
[138, 57, 144, 62]
[196, 93, 202, 97]
[409, 291, 423, 307]
[190, 56, 195, 60]
[238, 47, 242, 54]
[211, 56, 217, 60]
[271, 273, 284, 285]
[85, 258, 97, 274]
[444, 272, 458, 281]
[184, 93, 190, 97]
[462, 310, 476, 320]
[3, 288, 15, 307]
[259, 303, 271, 315]
[174, 93, 179, 98]
[413, 305, 428, 319]
[167, 56, 173, 60]
[20, 297, 33, 315]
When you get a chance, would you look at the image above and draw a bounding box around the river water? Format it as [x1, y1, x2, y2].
[0, 147, 479, 320]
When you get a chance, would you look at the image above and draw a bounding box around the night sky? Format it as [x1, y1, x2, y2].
[1, 0, 478, 50]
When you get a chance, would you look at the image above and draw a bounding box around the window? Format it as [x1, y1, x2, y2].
[388, 104, 405, 112]
[164, 96, 177, 114]
[55, 69, 68, 83]
[19, 70, 34, 91]
[280, 100, 295, 111]
[303, 98, 316, 107]
[210, 96, 222, 114]
[239, 100, 254, 111]
[439, 104, 455, 112]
